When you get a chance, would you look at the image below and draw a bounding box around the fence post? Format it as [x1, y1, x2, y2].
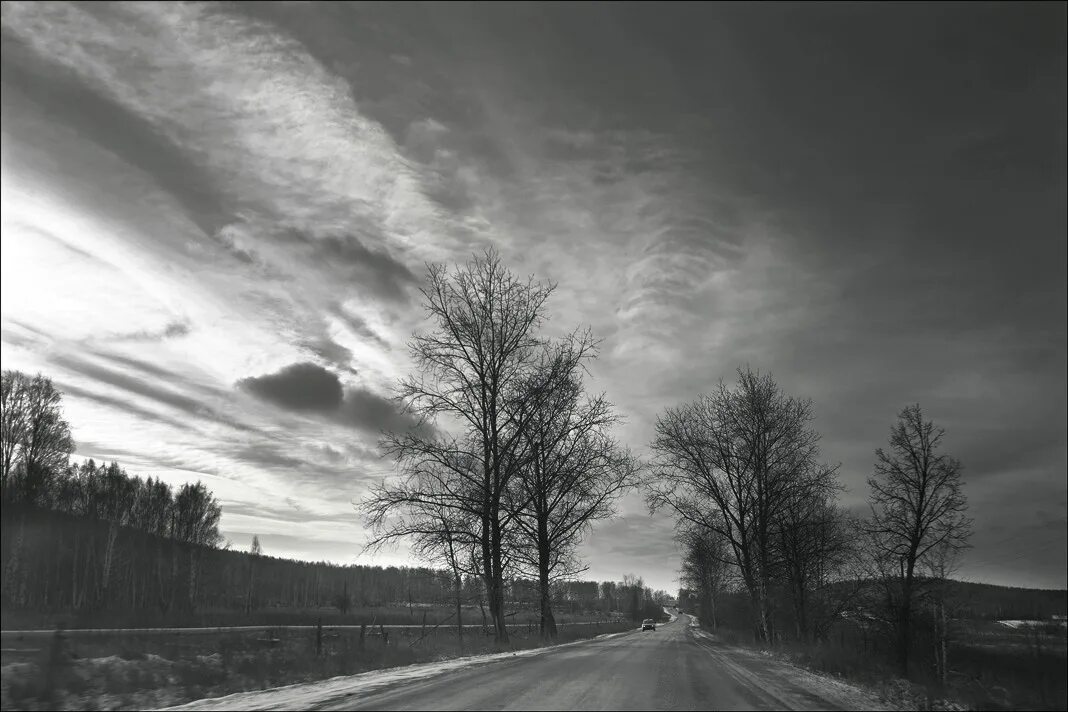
[360, 623, 366, 650]
[43, 623, 68, 707]
[380, 623, 388, 646]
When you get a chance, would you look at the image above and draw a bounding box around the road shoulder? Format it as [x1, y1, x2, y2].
[686, 618, 895, 711]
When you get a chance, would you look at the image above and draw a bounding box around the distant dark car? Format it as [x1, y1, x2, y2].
[642, 618, 656, 631]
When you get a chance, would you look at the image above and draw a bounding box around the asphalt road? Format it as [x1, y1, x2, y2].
[305, 613, 882, 711]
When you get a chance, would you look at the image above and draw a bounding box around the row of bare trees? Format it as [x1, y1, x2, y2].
[649, 369, 847, 644]
[362, 250, 641, 643]
[661, 371, 971, 679]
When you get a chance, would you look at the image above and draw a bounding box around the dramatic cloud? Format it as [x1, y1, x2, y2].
[237, 362, 344, 412]
[1, 2, 1063, 591]
[336, 386, 429, 438]
[236, 362, 425, 438]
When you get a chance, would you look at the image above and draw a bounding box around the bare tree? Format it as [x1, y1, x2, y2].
[506, 340, 642, 639]
[246, 535, 262, 613]
[648, 367, 834, 644]
[865, 404, 972, 677]
[678, 524, 733, 629]
[774, 495, 860, 642]
[364, 462, 482, 647]
[412, 508, 477, 648]
[923, 541, 964, 689]
[621, 573, 646, 622]
[364, 249, 557, 643]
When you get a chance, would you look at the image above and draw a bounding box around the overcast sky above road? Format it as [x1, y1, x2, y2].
[2, 2, 1065, 592]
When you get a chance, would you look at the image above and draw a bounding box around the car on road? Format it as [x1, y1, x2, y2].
[642, 618, 656, 631]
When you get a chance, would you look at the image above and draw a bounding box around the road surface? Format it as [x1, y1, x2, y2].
[167, 613, 888, 711]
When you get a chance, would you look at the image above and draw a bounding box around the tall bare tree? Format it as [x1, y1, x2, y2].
[865, 403, 972, 677]
[506, 340, 641, 638]
[678, 524, 733, 629]
[364, 249, 557, 643]
[648, 367, 836, 643]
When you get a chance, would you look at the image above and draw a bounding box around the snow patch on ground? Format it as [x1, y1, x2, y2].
[997, 619, 1067, 629]
[160, 631, 631, 711]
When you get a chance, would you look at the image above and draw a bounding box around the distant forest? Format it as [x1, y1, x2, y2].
[0, 370, 667, 629]
[2, 501, 666, 629]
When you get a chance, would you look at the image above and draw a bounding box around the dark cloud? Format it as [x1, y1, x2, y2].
[237, 362, 344, 412]
[302, 336, 355, 373]
[281, 231, 417, 304]
[335, 386, 427, 437]
[227, 444, 306, 471]
[234, 362, 426, 438]
[217, 225, 417, 302]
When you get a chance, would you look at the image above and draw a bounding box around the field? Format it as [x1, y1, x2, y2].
[702, 617, 1068, 711]
[0, 601, 611, 632]
[0, 605, 633, 711]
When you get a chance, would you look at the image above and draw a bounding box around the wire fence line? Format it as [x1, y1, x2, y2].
[1, 619, 632, 639]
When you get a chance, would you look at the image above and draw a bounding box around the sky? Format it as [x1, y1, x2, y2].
[1, 2, 1065, 593]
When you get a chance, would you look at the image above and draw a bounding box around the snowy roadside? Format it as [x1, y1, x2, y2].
[159, 630, 632, 711]
[685, 616, 897, 711]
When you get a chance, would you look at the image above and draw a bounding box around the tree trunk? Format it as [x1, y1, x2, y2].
[454, 571, 464, 648]
[489, 513, 509, 644]
[939, 599, 948, 687]
[898, 558, 916, 678]
[794, 581, 809, 642]
[897, 602, 911, 677]
[480, 514, 501, 641]
[538, 553, 557, 640]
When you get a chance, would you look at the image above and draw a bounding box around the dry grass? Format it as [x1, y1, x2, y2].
[702, 618, 1067, 711]
[1, 617, 633, 711]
